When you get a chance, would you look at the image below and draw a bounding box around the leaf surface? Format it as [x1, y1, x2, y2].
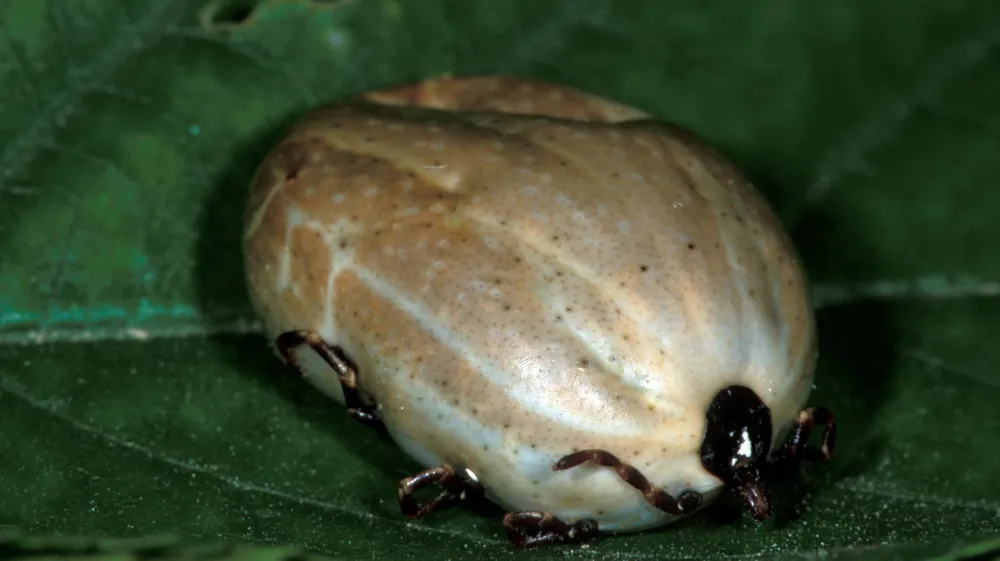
[2, 1, 999, 559]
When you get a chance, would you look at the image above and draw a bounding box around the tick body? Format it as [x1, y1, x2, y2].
[243, 76, 835, 548]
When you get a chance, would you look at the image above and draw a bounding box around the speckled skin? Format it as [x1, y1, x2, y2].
[242, 76, 817, 533]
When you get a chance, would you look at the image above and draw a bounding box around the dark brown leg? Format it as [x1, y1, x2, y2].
[553, 449, 703, 515]
[772, 407, 836, 464]
[276, 330, 380, 426]
[502, 511, 599, 549]
[398, 464, 485, 519]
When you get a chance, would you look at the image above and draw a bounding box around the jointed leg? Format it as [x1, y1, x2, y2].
[276, 330, 380, 426]
[398, 464, 485, 519]
[502, 511, 599, 549]
[773, 407, 836, 464]
[553, 449, 703, 515]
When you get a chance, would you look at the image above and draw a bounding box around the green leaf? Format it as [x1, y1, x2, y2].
[2, 1, 999, 560]
[0, 529, 351, 561]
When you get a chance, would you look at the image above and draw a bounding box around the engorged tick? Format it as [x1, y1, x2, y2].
[243, 75, 836, 550]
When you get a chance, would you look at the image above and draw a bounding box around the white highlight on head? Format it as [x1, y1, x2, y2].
[732, 428, 752, 466]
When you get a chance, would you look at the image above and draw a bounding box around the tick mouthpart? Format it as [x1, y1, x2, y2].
[733, 466, 771, 521]
[739, 480, 771, 521]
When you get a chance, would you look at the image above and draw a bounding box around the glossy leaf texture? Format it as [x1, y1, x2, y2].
[1, 1, 999, 560]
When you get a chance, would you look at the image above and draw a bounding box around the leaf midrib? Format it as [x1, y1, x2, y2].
[2, 277, 998, 345]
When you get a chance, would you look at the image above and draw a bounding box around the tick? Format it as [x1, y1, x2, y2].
[242, 75, 835, 549]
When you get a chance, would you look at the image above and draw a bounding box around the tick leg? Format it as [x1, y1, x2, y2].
[553, 449, 703, 515]
[502, 511, 599, 549]
[398, 464, 485, 519]
[276, 330, 380, 427]
[774, 406, 836, 464]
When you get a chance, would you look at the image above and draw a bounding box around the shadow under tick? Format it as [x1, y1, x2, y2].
[769, 205, 899, 527]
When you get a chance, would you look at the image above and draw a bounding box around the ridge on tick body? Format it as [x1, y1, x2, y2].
[242, 75, 836, 549]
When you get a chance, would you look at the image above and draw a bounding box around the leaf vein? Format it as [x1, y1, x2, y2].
[162, 25, 318, 106]
[0, 4, 182, 194]
[0, 377, 508, 548]
[4, 273, 999, 345]
[902, 348, 1000, 390]
[798, 23, 1000, 218]
[812, 276, 1000, 308]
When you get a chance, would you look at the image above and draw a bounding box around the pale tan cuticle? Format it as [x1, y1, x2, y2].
[242, 75, 817, 534]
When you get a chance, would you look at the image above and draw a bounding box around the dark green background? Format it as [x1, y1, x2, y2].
[1, 1, 999, 559]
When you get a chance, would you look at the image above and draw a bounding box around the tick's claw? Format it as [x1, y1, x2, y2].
[770, 406, 837, 466]
[275, 330, 382, 428]
[503, 511, 599, 549]
[398, 465, 484, 519]
[348, 407, 381, 426]
[678, 490, 703, 513]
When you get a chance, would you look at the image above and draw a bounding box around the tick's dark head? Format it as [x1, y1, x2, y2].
[699, 385, 774, 521]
